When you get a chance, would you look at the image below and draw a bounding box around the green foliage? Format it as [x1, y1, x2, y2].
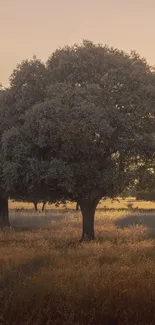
[0, 57, 48, 133]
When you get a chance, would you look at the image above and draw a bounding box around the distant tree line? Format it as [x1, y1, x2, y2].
[0, 40, 155, 240]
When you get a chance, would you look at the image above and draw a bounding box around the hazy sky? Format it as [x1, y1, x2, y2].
[1, 0, 155, 86]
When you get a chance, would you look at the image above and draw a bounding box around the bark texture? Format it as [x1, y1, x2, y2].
[79, 197, 100, 241]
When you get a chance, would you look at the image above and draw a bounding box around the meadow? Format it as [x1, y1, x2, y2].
[1, 198, 155, 325]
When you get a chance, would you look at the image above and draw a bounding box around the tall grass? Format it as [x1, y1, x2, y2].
[1, 199, 155, 324]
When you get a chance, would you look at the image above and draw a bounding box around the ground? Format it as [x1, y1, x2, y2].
[1, 198, 155, 325]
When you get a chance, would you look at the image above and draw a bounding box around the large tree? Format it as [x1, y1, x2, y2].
[1, 41, 155, 238]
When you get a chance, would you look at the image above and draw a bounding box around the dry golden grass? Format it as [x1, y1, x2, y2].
[9, 197, 155, 211]
[1, 198, 155, 324]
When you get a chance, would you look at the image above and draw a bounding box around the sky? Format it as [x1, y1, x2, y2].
[1, 0, 155, 86]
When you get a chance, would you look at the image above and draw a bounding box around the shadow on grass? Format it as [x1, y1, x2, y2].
[115, 213, 155, 239]
[10, 213, 67, 230]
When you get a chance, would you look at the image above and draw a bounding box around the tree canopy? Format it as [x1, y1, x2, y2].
[1, 41, 155, 239]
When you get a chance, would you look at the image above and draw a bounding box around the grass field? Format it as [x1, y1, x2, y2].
[1, 198, 155, 324]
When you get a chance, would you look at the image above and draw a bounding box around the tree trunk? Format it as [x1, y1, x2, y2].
[76, 202, 80, 211]
[0, 195, 10, 228]
[42, 201, 46, 212]
[79, 198, 100, 241]
[33, 201, 38, 211]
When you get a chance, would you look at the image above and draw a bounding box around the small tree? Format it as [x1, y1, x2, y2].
[33, 200, 47, 212]
[0, 57, 49, 227]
